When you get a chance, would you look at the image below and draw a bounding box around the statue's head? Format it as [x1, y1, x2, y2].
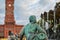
[29, 15, 36, 23]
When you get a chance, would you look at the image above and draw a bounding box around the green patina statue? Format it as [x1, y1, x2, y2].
[20, 15, 48, 40]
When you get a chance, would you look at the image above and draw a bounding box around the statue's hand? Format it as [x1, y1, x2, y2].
[37, 33, 47, 40]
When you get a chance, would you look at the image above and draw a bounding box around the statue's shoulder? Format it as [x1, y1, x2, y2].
[24, 23, 31, 28]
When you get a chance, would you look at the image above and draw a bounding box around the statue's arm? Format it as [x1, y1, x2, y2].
[37, 25, 46, 34]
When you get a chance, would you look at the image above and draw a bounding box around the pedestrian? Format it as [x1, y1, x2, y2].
[15, 33, 18, 40]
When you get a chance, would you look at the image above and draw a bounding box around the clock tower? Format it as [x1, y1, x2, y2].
[5, 0, 15, 24]
[4, 0, 15, 37]
[0, 0, 23, 38]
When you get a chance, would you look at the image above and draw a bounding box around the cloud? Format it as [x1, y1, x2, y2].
[56, 0, 60, 2]
[14, 0, 58, 25]
[16, 20, 29, 25]
[0, 0, 60, 25]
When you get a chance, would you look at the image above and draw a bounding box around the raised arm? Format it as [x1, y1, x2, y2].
[37, 24, 46, 34]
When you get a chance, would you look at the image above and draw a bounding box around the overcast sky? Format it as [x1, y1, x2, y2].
[0, 0, 60, 25]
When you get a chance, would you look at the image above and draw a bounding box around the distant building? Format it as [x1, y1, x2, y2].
[0, 0, 23, 38]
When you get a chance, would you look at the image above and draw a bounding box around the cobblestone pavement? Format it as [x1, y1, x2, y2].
[0, 38, 20, 40]
[0, 38, 57, 40]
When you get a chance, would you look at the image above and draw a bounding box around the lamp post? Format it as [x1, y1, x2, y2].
[47, 12, 49, 22]
[54, 8, 56, 27]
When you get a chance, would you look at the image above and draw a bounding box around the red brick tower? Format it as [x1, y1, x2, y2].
[0, 0, 23, 38]
[4, 0, 15, 38]
[5, 0, 15, 24]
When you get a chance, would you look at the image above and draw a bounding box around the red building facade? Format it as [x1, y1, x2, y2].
[0, 0, 23, 38]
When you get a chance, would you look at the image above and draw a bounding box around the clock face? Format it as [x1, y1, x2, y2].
[8, 4, 11, 7]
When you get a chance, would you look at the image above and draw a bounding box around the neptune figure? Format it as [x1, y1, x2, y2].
[20, 15, 48, 40]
